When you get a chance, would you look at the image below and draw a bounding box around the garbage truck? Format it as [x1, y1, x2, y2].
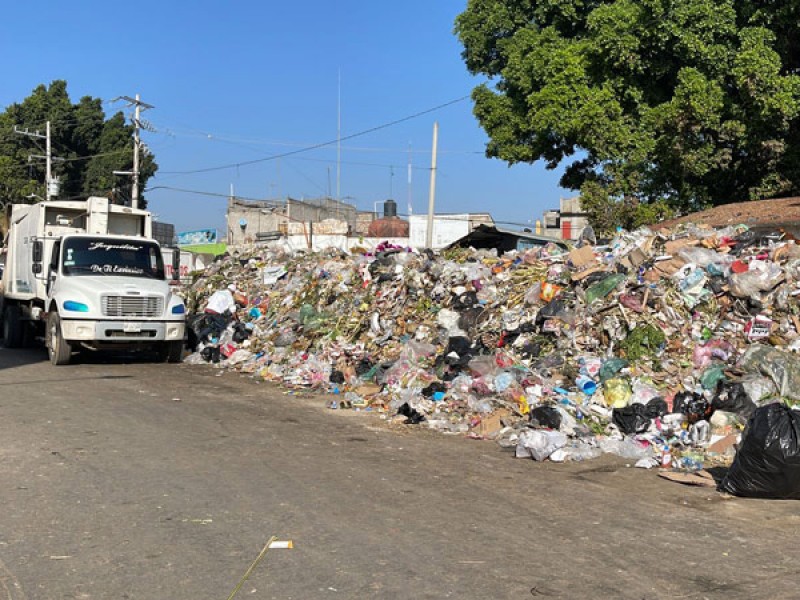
[0, 197, 186, 364]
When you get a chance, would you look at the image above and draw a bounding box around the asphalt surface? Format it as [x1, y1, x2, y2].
[0, 347, 799, 599]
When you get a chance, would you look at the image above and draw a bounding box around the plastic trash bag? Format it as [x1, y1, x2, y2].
[585, 273, 626, 304]
[712, 381, 757, 418]
[598, 437, 654, 459]
[739, 346, 800, 403]
[645, 397, 667, 419]
[397, 403, 426, 424]
[529, 405, 562, 430]
[599, 358, 628, 383]
[549, 442, 602, 462]
[673, 391, 713, 424]
[604, 378, 633, 408]
[720, 403, 800, 499]
[612, 404, 651, 435]
[515, 429, 567, 461]
[728, 261, 784, 299]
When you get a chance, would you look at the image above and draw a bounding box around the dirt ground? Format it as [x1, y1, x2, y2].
[1, 348, 800, 599]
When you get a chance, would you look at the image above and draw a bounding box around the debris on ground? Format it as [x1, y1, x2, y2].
[179, 225, 800, 497]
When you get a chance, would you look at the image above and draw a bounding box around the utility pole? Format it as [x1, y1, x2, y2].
[407, 141, 413, 216]
[114, 94, 153, 209]
[337, 69, 341, 201]
[425, 122, 439, 249]
[15, 121, 62, 200]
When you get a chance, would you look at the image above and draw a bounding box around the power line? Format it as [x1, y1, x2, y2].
[147, 120, 482, 155]
[285, 155, 431, 171]
[159, 95, 470, 175]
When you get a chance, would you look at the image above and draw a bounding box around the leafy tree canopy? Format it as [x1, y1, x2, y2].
[456, 0, 800, 232]
[0, 80, 157, 209]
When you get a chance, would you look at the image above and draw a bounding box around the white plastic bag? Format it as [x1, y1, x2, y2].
[515, 429, 567, 461]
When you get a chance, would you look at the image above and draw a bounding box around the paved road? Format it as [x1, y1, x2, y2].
[0, 347, 798, 599]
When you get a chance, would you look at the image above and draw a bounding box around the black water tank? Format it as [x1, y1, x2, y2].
[384, 199, 397, 218]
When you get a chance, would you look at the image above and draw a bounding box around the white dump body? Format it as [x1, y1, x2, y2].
[3, 197, 153, 302]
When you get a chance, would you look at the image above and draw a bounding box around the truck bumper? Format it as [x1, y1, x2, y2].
[60, 319, 185, 343]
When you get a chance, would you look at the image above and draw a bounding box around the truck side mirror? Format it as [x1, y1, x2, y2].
[32, 240, 43, 274]
[171, 249, 180, 282]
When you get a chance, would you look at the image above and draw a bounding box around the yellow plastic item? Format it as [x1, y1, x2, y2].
[603, 378, 632, 408]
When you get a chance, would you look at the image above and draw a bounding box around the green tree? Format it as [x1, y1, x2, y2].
[456, 0, 800, 233]
[0, 80, 157, 208]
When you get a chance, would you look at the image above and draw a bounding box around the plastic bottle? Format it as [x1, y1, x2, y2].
[661, 446, 672, 468]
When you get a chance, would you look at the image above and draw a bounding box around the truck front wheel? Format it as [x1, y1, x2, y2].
[2, 304, 24, 348]
[47, 312, 72, 365]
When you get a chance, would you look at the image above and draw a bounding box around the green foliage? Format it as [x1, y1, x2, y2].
[455, 0, 800, 224]
[620, 324, 666, 361]
[0, 81, 157, 208]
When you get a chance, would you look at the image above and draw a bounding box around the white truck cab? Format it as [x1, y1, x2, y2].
[1, 197, 186, 364]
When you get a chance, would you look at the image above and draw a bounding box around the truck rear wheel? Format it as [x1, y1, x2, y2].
[47, 312, 72, 365]
[158, 340, 184, 363]
[2, 304, 24, 348]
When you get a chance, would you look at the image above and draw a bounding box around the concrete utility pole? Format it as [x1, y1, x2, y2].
[114, 94, 154, 209]
[425, 121, 439, 249]
[337, 69, 342, 201]
[15, 121, 62, 200]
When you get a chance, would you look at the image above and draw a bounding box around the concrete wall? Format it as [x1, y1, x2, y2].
[227, 197, 361, 244]
[542, 197, 590, 241]
[227, 204, 283, 245]
[408, 214, 492, 249]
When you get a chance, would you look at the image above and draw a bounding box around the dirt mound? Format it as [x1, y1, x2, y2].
[656, 197, 800, 236]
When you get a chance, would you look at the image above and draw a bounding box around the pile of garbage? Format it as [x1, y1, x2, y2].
[180, 225, 800, 496]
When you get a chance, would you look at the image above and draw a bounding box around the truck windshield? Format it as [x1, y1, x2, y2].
[61, 238, 164, 279]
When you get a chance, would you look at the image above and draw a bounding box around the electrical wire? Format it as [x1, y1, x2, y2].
[159, 95, 470, 175]
[149, 123, 482, 155]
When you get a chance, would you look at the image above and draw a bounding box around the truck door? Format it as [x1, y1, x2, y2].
[47, 241, 60, 295]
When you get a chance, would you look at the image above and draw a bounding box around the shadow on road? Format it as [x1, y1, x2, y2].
[0, 344, 168, 373]
[0, 347, 48, 371]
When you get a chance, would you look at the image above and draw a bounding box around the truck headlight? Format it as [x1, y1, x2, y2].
[171, 304, 186, 315]
[64, 300, 89, 312]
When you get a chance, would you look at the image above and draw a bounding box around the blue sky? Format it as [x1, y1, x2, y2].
[0, 1, 569, 234]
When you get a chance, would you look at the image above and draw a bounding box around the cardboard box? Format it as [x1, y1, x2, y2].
[478, 408, 512, 437]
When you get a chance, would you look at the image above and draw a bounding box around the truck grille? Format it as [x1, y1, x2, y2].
[102, 295, 163, 318]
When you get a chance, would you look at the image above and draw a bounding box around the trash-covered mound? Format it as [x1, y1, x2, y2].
[182, 227, 800, 491]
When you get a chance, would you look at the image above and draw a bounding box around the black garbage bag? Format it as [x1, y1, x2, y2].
[452, 291, 479, 310]
[713, 381, 757, 419]
[612, 404, 651, 434]
[191, 312, 230, 345]
[537, 299, 566, 322]
[730, 230, 758, 256]
[355, 358, 374, 377]
[200, 346, 221, 364]
[529, 406, 562, 430]
[446, 336, 473, 357]
[396, 403, 426, 425]
[645, 397, 668, 419]
[673, 391, 713, 424]
[232, 322, 251, 344]
[517, 341, 541, 358]
[421, 381, 447, 398]
[329, 370, 345, 384]
[720, 403, 800, 499]
[439, 336, 476, 368]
